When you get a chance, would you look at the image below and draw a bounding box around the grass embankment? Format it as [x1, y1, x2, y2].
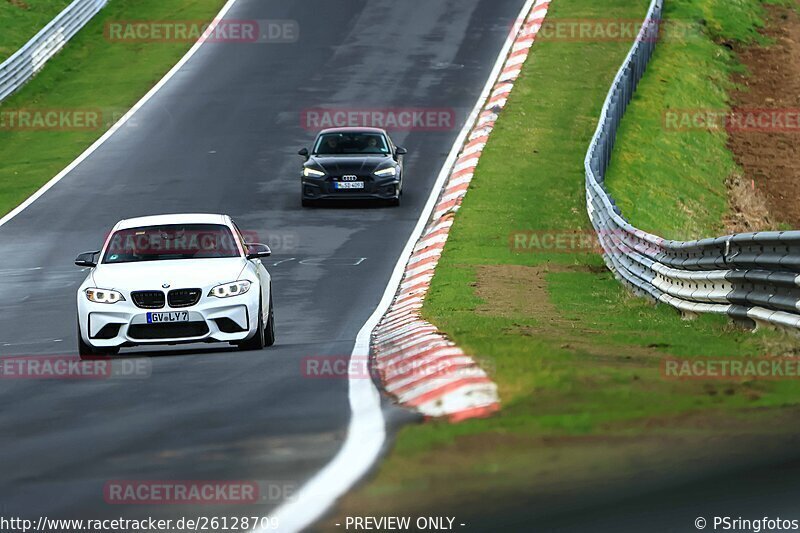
[0, 0, 227, 215]
[332, 0, 800, 525]
[0, 0, 71, 63]
[605, 0, 795, 238]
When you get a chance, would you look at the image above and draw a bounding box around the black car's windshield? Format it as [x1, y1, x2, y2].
[102, 224, 241, 264]
[313, 132, 390, 155]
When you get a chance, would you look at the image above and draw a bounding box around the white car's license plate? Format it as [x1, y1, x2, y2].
[147, 311, 189, 323]
[335, 182, 364, 189]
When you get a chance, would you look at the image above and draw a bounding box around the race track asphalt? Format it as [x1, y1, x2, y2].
[0, 0, 526, 526]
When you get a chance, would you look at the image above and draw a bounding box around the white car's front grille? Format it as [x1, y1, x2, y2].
[167, 288, 201, 308]
[131, 290, 165, 309]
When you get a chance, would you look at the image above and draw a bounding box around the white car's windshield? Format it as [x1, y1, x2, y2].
[102, 224, 241, 264]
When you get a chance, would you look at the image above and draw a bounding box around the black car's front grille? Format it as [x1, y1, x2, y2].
[131, 291, 165, 309]
[128, 322, 209, 340]
[167, 288, 201, 308]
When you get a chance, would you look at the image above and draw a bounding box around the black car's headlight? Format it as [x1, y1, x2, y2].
[303, 167, 326, 178]
[374, 167, 397, 177]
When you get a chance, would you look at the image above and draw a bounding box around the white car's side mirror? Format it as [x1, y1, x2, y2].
[245, 243, 271, 259]
[75, 250, 99, 267]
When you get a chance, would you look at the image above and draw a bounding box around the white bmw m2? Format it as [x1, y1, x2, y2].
[75, 214, 274, 356]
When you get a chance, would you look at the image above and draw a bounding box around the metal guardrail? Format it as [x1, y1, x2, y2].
[0, 0, 107, 103]
[585, 0, 800, 331]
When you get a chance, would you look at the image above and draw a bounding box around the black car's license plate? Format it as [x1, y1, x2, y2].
[334, 182, 365, 189]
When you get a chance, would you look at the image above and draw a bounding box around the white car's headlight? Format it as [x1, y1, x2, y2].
[209, 280, 252, 298]
[85, 288, 125, 304]
[303, 167, 326, 177]
[374, 167, 397, 177]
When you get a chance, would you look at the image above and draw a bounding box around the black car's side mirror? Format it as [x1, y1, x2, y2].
[395, 146, 408, 156]
[75, 251, 99, 268]
[298, 148, 309, 160]
[245, 243, 272, 259]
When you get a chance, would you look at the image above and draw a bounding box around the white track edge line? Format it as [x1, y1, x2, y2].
[0, 0, 241, 229]
[261, 0, 537, 531]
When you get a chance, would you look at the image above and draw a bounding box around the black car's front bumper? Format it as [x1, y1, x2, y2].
[301, 176, 400, 201]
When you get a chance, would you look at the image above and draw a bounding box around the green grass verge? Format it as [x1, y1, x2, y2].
[0, 0, 227, 214]
[336, 0, 800, 517]
[0, 0, 71, 63]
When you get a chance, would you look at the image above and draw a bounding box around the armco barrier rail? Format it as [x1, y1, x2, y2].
[585, 0, 800, 331]
[0, 0, 107, 103]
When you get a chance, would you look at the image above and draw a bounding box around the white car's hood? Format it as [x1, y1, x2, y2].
[91, 258, 248, 291]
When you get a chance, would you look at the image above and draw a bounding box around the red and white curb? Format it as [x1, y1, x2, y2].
[371, 0, 551, 422]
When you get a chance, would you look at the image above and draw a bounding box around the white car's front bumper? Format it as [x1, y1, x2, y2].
[77, 294, 260, 348]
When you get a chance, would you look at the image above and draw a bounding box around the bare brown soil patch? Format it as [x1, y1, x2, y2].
[724, 173, 776, 233]
[7, 0, 30, 9]
[728, 4, 800, 227]
[473, 263, 664, 361]
[473, 263, 572, 319]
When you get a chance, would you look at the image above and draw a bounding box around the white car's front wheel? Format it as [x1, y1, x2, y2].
[265, 293, 275, 347]
[238, 294, 274, 351]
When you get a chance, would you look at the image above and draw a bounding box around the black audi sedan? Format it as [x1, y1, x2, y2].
[298, 127, 406, 206]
